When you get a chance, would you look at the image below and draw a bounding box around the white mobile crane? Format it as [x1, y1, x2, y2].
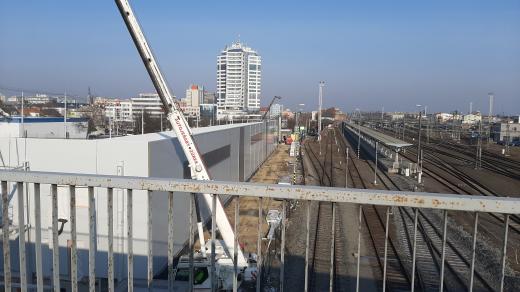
[114, 0, 253, 290]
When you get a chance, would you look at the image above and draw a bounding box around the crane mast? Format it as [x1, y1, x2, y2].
[114, 0, 246, 267]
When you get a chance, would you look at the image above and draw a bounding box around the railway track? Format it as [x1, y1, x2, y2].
[339, 125, 498, 291]
[338, 128, 413, 291]
[303, 128, 343, 291]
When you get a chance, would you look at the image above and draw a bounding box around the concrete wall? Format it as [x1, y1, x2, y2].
[0, 121, 279, 283]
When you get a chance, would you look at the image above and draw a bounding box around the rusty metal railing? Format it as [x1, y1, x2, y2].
[1, 170, 519, 291]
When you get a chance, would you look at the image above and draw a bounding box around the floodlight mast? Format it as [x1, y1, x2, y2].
[114, 0, 247, 267]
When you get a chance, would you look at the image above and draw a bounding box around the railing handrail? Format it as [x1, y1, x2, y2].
[1, 170, 519, 214]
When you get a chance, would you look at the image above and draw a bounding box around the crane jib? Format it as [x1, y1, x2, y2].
[174, 116, 200, 167]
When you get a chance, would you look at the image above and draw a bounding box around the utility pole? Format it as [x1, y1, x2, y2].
[488, 93, 494, 144]
[141, 109, 144, 134]
[381, 106, 384, 128]
[64, 91, 68, 138]
[475, 120, 482, 169]
[506, 117, 511, 156]
[416, 105, 422, 169]
[402, 115, 406, 140]
[21, 91, 24, 137]
[318, 81, 324, 141]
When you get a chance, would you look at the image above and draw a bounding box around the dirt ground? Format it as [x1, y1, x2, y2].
[485, 142, 520, 160]
[223, 144, 292, 254]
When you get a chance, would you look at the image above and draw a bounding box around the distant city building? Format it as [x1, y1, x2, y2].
[9, 94, 58, 105]
[0, 93, 5, 103]
[181, 85, 205, 118]
[200, 103, 217, 121]
[131, 93, 164, 117]
[7, 96, 21, 103]
[106, 99, 133, 122]
[217, 42, 261, 119]
[203, 91, 216, 104]
[491, 122, 520, 142]
[389, 112, 405, 121]
[462, 113, 482, 124]
[435, 112, 463, 123]
[184, 84, 204, 108]
[270, 103, 283, 118]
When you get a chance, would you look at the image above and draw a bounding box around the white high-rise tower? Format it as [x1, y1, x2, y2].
[217, 42, 261, 119]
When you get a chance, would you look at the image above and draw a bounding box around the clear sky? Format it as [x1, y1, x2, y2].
[1, 1, 519, 114]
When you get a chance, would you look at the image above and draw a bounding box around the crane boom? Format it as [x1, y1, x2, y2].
[114, 0, 247, 267]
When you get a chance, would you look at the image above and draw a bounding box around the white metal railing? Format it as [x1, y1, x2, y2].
[1, 169, 520, 291]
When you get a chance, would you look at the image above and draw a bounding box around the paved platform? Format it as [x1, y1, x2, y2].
[344, 122, 412, 148]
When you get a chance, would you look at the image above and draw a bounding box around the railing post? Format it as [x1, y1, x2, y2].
[233, 196, 240, 292]
[411, 208, 418, 292]
[34, 183, 43, 292]
[382, 207, 390, 292]
[51, 184, 60, 292]
[70, 185, 78, 292]
[257, 197, 263, 292]
[88, 186, 96, 292]
[280, 199, 286, 292]
[304, 201, 310, 292]
[439, 210, 448, 292]
[147, 190, 153, 291]
[469, 212, 478, 292]
[2, 180, 11, 291]
[189, 193, 195, 292]
[500, 214, 510, 292]
[211, 194, 217, 292]
[329, 202, 336, 292]
[356, 205, 362, 292]
[107, 188, 114, 292]
[167, 191, 174, 291]
[17, 182, 27, 292]
[127, 189, 134, 292]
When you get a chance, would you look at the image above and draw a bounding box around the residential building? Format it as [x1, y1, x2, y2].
[131, 93, 164, 117]
[217, 42, 261, 119]
[491, 122, 520, 142]
[200, 103, 217, 121]
[180, 85, 205, 118]
[270, 103, 283, 118]
[184, 84, 204, 107]
[389, 112, 405, 121]
[435, 112, 463, 123]
[6, 94, 57, 105]
[203, 91, 216, 104]
[106, 99, 134, 122]
[462, 113, 482, 124]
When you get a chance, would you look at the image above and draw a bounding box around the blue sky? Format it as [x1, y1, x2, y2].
[1, 0, 519, 114]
